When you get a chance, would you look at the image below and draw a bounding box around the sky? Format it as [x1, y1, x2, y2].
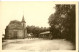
[0, 1, 55, 35]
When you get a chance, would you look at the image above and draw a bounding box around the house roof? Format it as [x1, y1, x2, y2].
[40, 31, 50, 34]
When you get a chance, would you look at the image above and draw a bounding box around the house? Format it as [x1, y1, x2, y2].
[39, 31, 52, 39]
[5, 16, 27, 39]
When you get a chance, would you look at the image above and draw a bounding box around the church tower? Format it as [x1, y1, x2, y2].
[21, 16, 26, 28]
[21, 16, 27, 38]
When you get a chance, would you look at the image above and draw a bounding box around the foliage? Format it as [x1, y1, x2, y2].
[26, 25, 49, 37]
[48, 4, 75, 44]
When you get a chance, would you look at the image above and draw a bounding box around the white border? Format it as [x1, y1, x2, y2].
[0, 0, 79, 1]
[0, 1, 79, 52]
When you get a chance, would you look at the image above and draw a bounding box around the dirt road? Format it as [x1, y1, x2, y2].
[2, 38, 74, 50]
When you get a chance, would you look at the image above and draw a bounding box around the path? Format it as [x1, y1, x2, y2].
[2, 38, 74, 50]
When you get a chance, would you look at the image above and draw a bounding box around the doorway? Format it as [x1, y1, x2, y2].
[14, 31, 17, 39]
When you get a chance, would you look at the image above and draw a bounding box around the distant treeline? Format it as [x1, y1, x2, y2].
[26, 25, 49, 37]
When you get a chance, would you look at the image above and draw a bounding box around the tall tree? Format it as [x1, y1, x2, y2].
[48, 4, 75, 43]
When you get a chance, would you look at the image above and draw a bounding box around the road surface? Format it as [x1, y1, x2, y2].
[2, 38, 74, 50]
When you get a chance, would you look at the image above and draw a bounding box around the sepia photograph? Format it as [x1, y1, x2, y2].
[0, 1, 78, 51]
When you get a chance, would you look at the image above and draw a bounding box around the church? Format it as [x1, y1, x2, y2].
[5, 16, 27, 39]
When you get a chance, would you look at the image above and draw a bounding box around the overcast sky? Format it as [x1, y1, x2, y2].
[0, 1, 55, 34]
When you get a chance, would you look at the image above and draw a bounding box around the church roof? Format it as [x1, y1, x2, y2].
[10, 20, 21, 25]
[8, 20, 23, 30]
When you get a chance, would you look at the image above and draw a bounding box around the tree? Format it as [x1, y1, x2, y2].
[48, 4, 75, 44]
[26, 25, 49, 37]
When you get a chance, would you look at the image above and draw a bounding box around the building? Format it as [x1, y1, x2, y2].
[39, 31, 52, 39]
[5, 16, 27, 39]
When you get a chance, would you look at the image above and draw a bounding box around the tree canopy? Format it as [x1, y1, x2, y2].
[48, 4, 75, 44]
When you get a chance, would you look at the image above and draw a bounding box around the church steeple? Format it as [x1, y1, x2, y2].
[22, 16, 26, 23]
[21, 15, 26, 29]
[21, 15, 27, 38]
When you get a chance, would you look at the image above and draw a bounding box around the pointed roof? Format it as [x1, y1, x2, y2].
[22, 16, 26, 23]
